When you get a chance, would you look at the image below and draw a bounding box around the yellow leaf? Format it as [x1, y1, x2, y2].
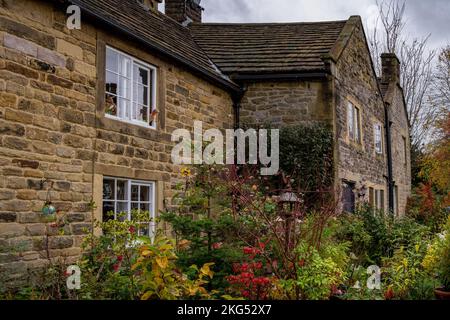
[156, 256, 169, 269]
[200, 263, 214, 279]
[141, 291, 153, 300]
[142, 250, 152, 257]
[188, 286, 198, 296]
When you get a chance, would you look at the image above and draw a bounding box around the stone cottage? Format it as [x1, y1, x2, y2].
[0, 0, 410, 286]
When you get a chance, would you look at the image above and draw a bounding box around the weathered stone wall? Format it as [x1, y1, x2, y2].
[388, 85, 411, 215]
[239, 80, 333, 128]
[0, 0, 234, 288]
[333, 21, 389, 209]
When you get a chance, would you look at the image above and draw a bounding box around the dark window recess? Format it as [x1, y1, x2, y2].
[342, 181, 356, 213]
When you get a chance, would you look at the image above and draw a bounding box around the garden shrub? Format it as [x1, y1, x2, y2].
[160, 165, 246, 293]
[278, 124, 334, 194]
[382, 243, 431, 300]
[133, 238, 215, 300]
[335, 205, 431, 265]
[406, 183, 449, 232]
[422, 216, 450, 291]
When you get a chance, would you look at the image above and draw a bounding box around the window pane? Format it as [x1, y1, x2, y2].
[139, 223, 150, 237]
[118, 98, 130, 119]
[103, 201, 115, 221]
[119, 55, 132, 79]
[103, 179, 115, 200]
[131, 185, 139, 201]
[133, 84, 149, 106]
[118, 76, 131, 99]
[369, 187, 374, 207]
[355, 108, 360, 142]
[106, 48, 118, 73]
[131, 202, 139, 211]
[106, 71, 118, 95]
[342, 181, 355, 213]
[140, 202, 150, 212]
[105, 94, 118, 116]
[117, 180, 128, 200]
[140, 185, 150, 202]
[136, 105, 148, 123]
[348, 103, 354, 140]
[134, 65, 149, 86]
[117, 202, 129, 219]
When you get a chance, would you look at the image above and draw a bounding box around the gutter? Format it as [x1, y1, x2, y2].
[232, 90, 245, 129]
[67, 0, 242, 94]
[231, 72, 328, 82]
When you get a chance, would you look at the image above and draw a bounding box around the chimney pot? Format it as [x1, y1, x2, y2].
[381, 53, 401, 84]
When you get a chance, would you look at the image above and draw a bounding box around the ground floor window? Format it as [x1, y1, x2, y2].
[393, 185, 399, 216]
[102, 177, 156, 238]
[369, 187, 385, 211]
[342, 181, 356, 213]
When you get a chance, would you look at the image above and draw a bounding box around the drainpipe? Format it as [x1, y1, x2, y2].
[232, 88, 245, 129]
[385, 103, 394, 213]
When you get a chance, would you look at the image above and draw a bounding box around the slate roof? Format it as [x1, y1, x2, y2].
[67, 0, 240, 91]
[63, 0, 350, 90]
[189, 21, 347, 75]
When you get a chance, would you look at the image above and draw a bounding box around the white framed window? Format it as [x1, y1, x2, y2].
[102, 177, 156, 238]
[374, 123, 383, 154]
[347, 102, 361, 143]
[105, 46, 157, 128]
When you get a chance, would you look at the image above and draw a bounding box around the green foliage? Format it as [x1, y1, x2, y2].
[160, 165, 245, 293]
[78, 210, 151, 300]
[133, 238, 214, 300]
[423, 217, 450, 290]
[382, 243, 430, 300]
[334, 205, 431, 265]
[278, 124, 334, 192]
[277, 241, 349, 300]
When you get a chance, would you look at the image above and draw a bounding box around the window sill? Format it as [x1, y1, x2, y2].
[346, 139, 364, 152]
[105, 114, 157, 131]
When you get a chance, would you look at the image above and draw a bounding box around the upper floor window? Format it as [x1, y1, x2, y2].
[103, 177, 156, 238]
[402, 136, 408, 166]
[374, 123, 383, 154]
[105, 46, 157, 128]
[347, 102, 361, 143]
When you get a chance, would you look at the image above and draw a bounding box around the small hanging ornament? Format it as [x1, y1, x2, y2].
[42, 201, 56, 216]
[41, 180, 56, 216]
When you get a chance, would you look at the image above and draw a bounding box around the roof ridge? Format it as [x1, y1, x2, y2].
[191, 20, 348, 27]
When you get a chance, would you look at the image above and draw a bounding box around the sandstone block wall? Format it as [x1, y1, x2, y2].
[239, 80, 333, 129]
[0, 0, 234, 288]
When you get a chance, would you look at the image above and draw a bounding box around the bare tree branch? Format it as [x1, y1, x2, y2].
[369, 0, 439, 150]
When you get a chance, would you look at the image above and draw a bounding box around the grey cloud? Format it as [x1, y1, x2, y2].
[200, 0, 449, 50]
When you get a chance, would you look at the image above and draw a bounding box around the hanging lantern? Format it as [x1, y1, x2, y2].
[41, 180, 56, 216]
[42, 201, 56, 216]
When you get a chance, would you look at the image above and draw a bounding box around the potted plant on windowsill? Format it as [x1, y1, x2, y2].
[423, 217, 450, 300]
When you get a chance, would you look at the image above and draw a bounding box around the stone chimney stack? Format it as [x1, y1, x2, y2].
[137, 0, 162, 12]
[165, 0, 203, 25]
[381, 53, 401, 84]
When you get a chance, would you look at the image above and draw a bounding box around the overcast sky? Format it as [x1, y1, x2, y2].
[195, 0, 449, 51]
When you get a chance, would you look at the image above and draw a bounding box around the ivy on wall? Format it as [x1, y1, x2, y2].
[278, 123, 334, 192]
